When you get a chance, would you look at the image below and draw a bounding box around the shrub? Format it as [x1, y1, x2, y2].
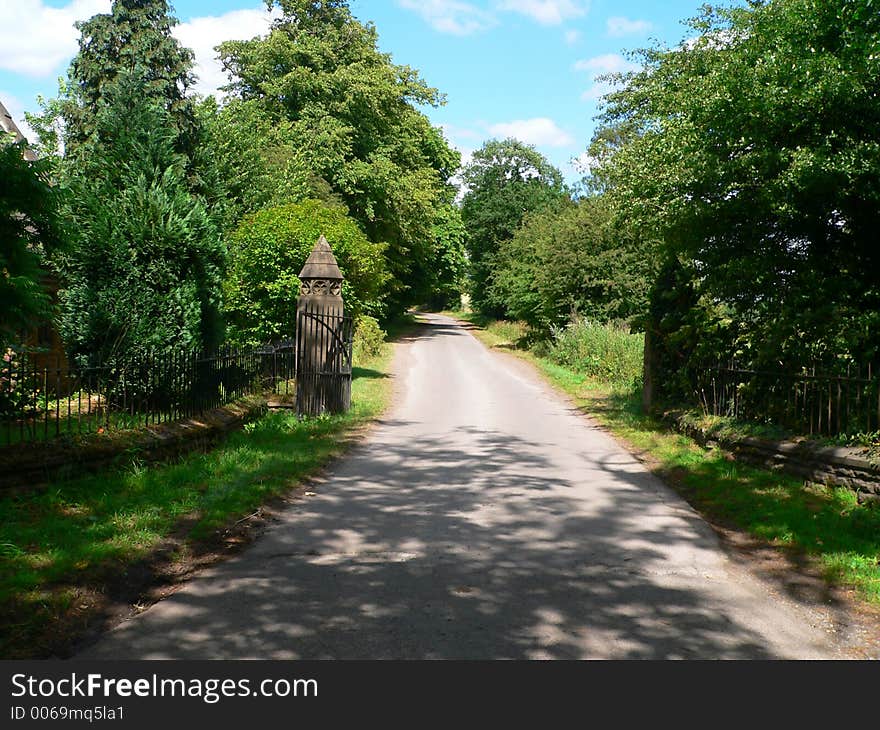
[545, 319, 644, 388]
[58, 80, 224, 364]
[0, 138, 61, 350]
[352, 315, 386, 362]
[491, 196, 655, 336]
[224, 199, 389, 346]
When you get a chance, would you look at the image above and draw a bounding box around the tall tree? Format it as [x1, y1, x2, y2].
[57, 74, 224, 363]
[217, 0, 460, 312]
[198, 97, 312, 231]
[460, 138, 566, 316]
[595, 0, 880, 380]
[63, 0, 198, 161]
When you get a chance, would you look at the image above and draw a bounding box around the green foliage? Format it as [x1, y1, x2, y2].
[541, 319, 644, 388]
[217, 0, 460, 312]
[424, 203, 467, 310]
[57, 76, 224, 363]
[595, 0, 880, 402]
[352, 314, 386, 362]
[224, 199, 389, 346]
[491, 195, 655, 333]
[198, 97, 312, 229]
[460, 138, 567, 316]
[0, 137, 61, 347]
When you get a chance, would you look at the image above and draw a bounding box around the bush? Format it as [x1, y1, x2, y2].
[491, 197, 655, 335]
[545, 319, 644, 388]
[58, 81, 224, 364]
[224, 199, 389, 346]
[352, 315, 386, 362]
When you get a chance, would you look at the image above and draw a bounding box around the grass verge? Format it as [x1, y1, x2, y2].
[445, 311, 880, 607]
[0, 343, 396, 659]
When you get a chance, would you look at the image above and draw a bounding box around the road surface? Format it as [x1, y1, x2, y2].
[79, 313, 840, 659]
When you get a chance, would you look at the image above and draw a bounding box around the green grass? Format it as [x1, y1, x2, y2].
[448, 311, 880, 606]
[0, 344, 396, 658]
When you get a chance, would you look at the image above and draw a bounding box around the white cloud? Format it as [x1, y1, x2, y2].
[0, 0, 111, 77]
[489, 117, 574, 147]
[438, 122, 481, 142]
[0, 1, 275, 100]
[173, 7, 277, 98]
[606, 16, 652, 37]
[495, 0, 589, 26]
[574, 53, 639, 101]
[564, 29, 581, 45]
[573, 53, 637, 75]
[398, 0, 496, 35]
[571, 151, 597, 174]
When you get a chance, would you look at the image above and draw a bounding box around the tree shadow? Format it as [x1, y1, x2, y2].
[351, 366, 389, 380]
[75, 420, 824, 659]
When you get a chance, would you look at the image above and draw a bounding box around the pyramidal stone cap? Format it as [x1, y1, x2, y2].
[299, 235, 343, 280]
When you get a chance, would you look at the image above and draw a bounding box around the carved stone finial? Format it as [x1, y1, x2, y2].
[298, 234, 343, 281]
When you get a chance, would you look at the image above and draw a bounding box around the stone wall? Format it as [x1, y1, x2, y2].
[673, 417, 880, 505]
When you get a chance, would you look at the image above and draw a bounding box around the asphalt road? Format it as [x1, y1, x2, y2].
[79, 312, 839, 659]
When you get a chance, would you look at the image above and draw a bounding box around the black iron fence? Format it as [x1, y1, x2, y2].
[696, 361, 880, 437]
[0, 341, 297, 446]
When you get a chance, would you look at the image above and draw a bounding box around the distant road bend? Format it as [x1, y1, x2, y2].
[80, 312, 840, 659]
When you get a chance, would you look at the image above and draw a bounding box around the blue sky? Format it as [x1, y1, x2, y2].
[0, 0, 743, 183]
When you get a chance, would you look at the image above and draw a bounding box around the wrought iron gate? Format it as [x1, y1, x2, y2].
[295, 303, 354, 416]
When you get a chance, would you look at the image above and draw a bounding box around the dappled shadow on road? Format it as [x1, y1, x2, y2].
[394, 319, 468, 342]
[77, 418, 813, 659]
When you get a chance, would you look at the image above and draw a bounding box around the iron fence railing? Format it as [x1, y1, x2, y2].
[0, 341, 297, 446]
[696, 361, 880, 437]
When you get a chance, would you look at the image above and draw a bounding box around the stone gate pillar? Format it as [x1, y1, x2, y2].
[295, 235, 351, 416]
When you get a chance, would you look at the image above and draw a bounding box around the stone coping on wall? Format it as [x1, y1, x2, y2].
[669, 412, 880, 505]
[0, 397, 267, 491]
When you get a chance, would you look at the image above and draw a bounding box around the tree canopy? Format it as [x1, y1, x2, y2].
[594, 0, 880, 384]
[216, 0, 461, 313]
[460, 138, 567, 316]
[63, 0, 199, 161]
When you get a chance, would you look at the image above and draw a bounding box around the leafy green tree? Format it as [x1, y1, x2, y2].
[217, 0, 459, 313]
[0, 137, 61, 347]
[198, 97, 312, 230]
[491, 196, 654, 333]
[57, 75, 224, 363]
[423, 203, 467, 310]
[224, 199, 389, 346]
[595, 0, 880, 387]
[460, 138, 567, 316]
